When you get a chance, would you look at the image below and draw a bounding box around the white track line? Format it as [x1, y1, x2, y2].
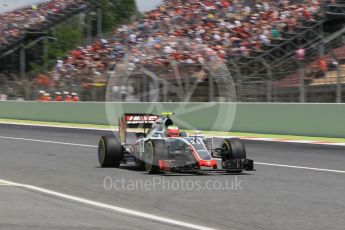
[0, 179, 216, 230]
[0, 136, 97, 148]
[0, 121, 114, 131]
[1, 135, 345, 175]
[214, 135, 345, 146]
[256, 162, 345, 174]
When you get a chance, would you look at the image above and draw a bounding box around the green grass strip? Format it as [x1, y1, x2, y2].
[1, 118, 345, 143]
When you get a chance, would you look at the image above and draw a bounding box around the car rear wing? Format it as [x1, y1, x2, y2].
[119, 113, 159, 144]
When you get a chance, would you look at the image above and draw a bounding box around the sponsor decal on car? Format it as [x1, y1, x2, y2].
[126, 115, 158, 124]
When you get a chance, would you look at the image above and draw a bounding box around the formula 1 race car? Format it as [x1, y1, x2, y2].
[98, 113, 254, 174]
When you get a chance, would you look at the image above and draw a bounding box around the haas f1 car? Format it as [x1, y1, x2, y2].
[98, 113, 254, 174]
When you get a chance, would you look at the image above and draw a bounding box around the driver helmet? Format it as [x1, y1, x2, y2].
[166, 126, 180, 137]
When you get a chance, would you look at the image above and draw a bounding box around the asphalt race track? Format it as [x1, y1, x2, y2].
[0, 124, 344, 230]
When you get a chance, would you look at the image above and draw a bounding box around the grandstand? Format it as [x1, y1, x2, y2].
[0, 0, 102, 100]
[0, 0, 91, 53]
[236, 0, 345, 103]
[1, 0, 345, 102]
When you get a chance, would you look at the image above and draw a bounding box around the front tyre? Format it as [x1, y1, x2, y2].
[222, 138, 246, 160]
[222, 138, 246, 173]
[98, 136, 123, 168]
[144, 140, 167, 174]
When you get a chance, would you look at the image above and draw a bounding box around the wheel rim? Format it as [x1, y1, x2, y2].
[145, 142, 154, 172]
[98, 139, 106, 165]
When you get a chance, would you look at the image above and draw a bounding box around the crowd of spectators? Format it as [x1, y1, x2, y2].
[0, 0, 86, 47]
[1, 0, 324, 100]
[52, 0, 322, 79]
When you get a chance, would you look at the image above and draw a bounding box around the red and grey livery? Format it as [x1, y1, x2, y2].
[98, 113, 254, 174]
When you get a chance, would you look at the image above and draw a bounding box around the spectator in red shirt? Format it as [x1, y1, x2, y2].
[71, 93, 80, 102]
[63, 91, 73, 102]
[37, 91, 46, 101]
[65, 95, 73, 102]
[319, 58, 328, 73]
[55, 92, 63, 101]
[43, 93, 52, 102]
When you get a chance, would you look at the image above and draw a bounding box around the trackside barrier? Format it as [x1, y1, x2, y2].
[0, 102, 344, 138]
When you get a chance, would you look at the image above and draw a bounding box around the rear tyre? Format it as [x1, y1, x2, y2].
[144, 140, 168, 174]
[98, 136, 123, 168]
[222, 138, 246, 173]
